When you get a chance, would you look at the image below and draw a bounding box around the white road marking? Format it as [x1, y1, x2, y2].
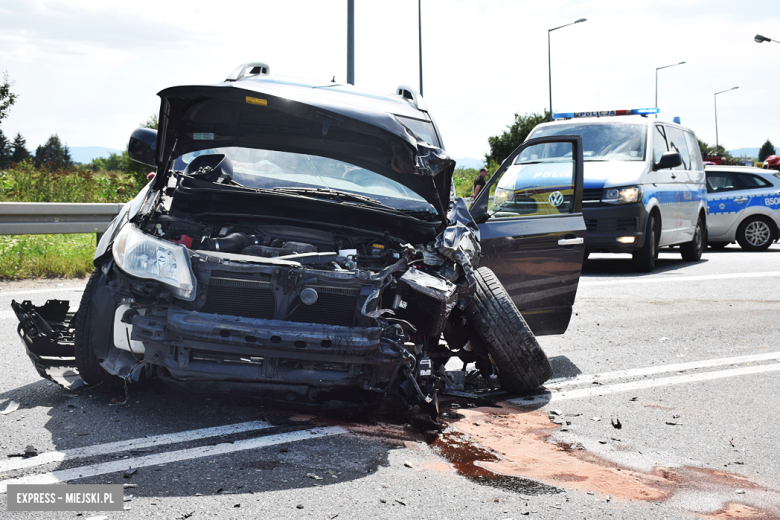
[0, 286, 86, 298]
[580, 271, 780, 287]
[0, 420, 276, 474]
[512, 363, 780, 407]
[0, 426, 347, 493]
[548, 351, 780, 388]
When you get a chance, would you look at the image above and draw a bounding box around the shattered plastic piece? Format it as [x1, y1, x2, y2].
[124, 495, 133, 502]
[403, 461, 413, 468]
[24, 445, 38, 457]
[123, 484, 138, 488]
[606, 495, 611, 502]
[0, 401, 19, 415]
[307, 473, 323, 480]
[665, 421, 679, 426]
[659, 337, 669, 342]
[629, 397, 638, 401]
[611, 418, 622, 429]
[549, 410, 562, 416]
[124, 468, 138, 478]
[296, 504, 304, 509]
[395, 499, 407, 506]
[591, 417, 601, 422]
[736, 489, 745, 494]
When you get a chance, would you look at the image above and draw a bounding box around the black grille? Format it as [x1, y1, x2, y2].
[583, 218, 638, 232]
[202, 275, 275, 320]
[287, 288, 360, 327]
[583, 188, 602, 202]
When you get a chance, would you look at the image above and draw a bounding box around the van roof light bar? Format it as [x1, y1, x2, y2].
[552, 108, 660, 120]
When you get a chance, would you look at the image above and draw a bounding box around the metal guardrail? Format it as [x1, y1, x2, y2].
[0, 202, 124, 235]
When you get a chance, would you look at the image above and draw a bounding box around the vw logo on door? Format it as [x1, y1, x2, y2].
[548, 191, 564, 207]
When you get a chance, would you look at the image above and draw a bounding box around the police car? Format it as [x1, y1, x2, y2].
[705, 165, 780, 251]
[518, 109, 707, 272]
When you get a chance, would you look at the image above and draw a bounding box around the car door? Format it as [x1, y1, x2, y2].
[647, 124, 679, 245]
[469, 136, 585, 336]
[705, 170, 748, 238]
[666, 126, 697, 242]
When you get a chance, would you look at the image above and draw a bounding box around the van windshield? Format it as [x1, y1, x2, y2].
[525, 123, 647, 163]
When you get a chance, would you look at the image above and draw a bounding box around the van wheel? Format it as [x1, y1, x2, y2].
[736, 216, 774, 251]
[74, 269, 119, 386]
[680, 216, 706, 261]
[632, 214, 659, 272]
[465, 267, 552, 394]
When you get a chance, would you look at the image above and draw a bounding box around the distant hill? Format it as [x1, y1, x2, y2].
[69, 146, 123, 164]
[454, 157, 484, 170]
[728, 147, 777, 159]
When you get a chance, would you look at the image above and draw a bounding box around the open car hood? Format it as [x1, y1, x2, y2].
[152, 82, 454, 219]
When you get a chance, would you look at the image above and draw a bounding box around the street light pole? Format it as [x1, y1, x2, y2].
[548, 18, 587, 122]
[714, 87, 739, 156]
[418, 0, 423, 96]
[655, 61, 686, 118]
[755, 34, 780, 44]
[347, 0, 355, 85]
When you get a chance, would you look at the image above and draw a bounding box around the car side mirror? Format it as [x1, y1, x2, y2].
[654, 151, 682, 171]
[128, 127, 158, 168]
[469, 201, 489, 224]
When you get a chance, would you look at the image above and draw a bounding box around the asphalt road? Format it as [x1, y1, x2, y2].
[1, 243, 779, 520]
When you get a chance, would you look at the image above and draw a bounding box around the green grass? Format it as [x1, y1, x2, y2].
[0, 162, 144, 280]
[0, 233, 96, 280]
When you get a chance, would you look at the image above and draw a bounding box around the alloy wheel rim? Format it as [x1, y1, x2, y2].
[745, 221, 771, 247]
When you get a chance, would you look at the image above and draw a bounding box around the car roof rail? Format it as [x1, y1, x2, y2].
[396, 85, 427, 111]
[225, 62, 271, 82]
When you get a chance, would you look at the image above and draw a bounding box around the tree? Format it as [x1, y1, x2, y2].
[697, 138, 730, 159]
[486, 110, 549, 165]
[0, 71, 18, 123]
[0, 129, 10, 169]
[34, 134, 72, 169]
[11, 133, 30, 163]
[759, 140, 776, 162]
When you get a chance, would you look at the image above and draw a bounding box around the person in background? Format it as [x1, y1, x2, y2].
[472, 168, 489, 198]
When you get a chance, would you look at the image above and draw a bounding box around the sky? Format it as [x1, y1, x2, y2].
[1, 0, 779, 161]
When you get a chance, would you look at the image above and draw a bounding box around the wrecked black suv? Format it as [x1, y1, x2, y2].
[12, 63, 587, 413]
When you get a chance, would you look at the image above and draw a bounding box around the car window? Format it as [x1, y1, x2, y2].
[736, 174, 771, 189]
[666, 127, 690, 170]
[653, 125, 668, 163]
[706, 172, 741, 193]
[684, 131, 703, 171]
[528, 123, 645, 162]
[174, 147, 436, 214]
[394, 115, 440, 147]
[490, 142, 576, 218]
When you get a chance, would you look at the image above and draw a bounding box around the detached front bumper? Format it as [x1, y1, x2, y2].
[131, 307, 404, 409]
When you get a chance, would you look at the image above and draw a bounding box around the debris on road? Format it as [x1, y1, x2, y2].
[123, 484, 138, 489]
[629, 397, 638, 401]
[549, 410, 563, 416]
[123, 495, 133, 502]
[123, 468, 138, 478]
[296, 504, 304, 509]
[611, 418, 622, 429]
[665, 422, 680, 426]
[736, 489, 745, 494]
[591, 417, 601, 422]
[0, 401, 20, 415]
[307, 473, 323, 480]
[659, 337, 669, 342]
[403, 461, 413, 468]
[395, 499, 407, 506]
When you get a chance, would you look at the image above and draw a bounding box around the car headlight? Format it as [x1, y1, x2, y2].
[112, 224, 197, 300]
[602, 185, 643, 204]
[494, 187, 514, 206]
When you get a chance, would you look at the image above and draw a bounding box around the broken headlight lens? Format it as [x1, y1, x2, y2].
[112, 224, 197, 300]
[602, 185, 643, 204]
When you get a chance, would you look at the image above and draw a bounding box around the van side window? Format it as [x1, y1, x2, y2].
[684, 131, 703, 171]
[653, 125, 668, 163]
[666, 127, 690, 170]
[736, 174, 771, 189]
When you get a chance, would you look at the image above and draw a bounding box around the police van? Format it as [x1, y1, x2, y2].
[512, 109, 708, 272]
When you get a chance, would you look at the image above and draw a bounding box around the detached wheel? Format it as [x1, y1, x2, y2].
[680, 215, 706, 261]
[465, 267, 552, 394]
[632, 213, 659, 272]
[74, 269, 118, 386]
[736, 216, 774, 251]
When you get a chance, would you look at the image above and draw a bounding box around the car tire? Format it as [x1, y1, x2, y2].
[709, 242, 729, 250]
[680, 216, 706, 261]
[465, 266, 552, 394]
[736, 216, 774, 252]
[74, 269, 119, 386]
[632, 213, 659, 272]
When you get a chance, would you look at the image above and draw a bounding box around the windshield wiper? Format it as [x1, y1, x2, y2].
[266, 187, 407, 212]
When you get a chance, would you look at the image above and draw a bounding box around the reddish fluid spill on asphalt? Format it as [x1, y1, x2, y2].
[430, 430, 560, 495]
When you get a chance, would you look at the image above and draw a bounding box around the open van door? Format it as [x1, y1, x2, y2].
[470, 136, 586, 335]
